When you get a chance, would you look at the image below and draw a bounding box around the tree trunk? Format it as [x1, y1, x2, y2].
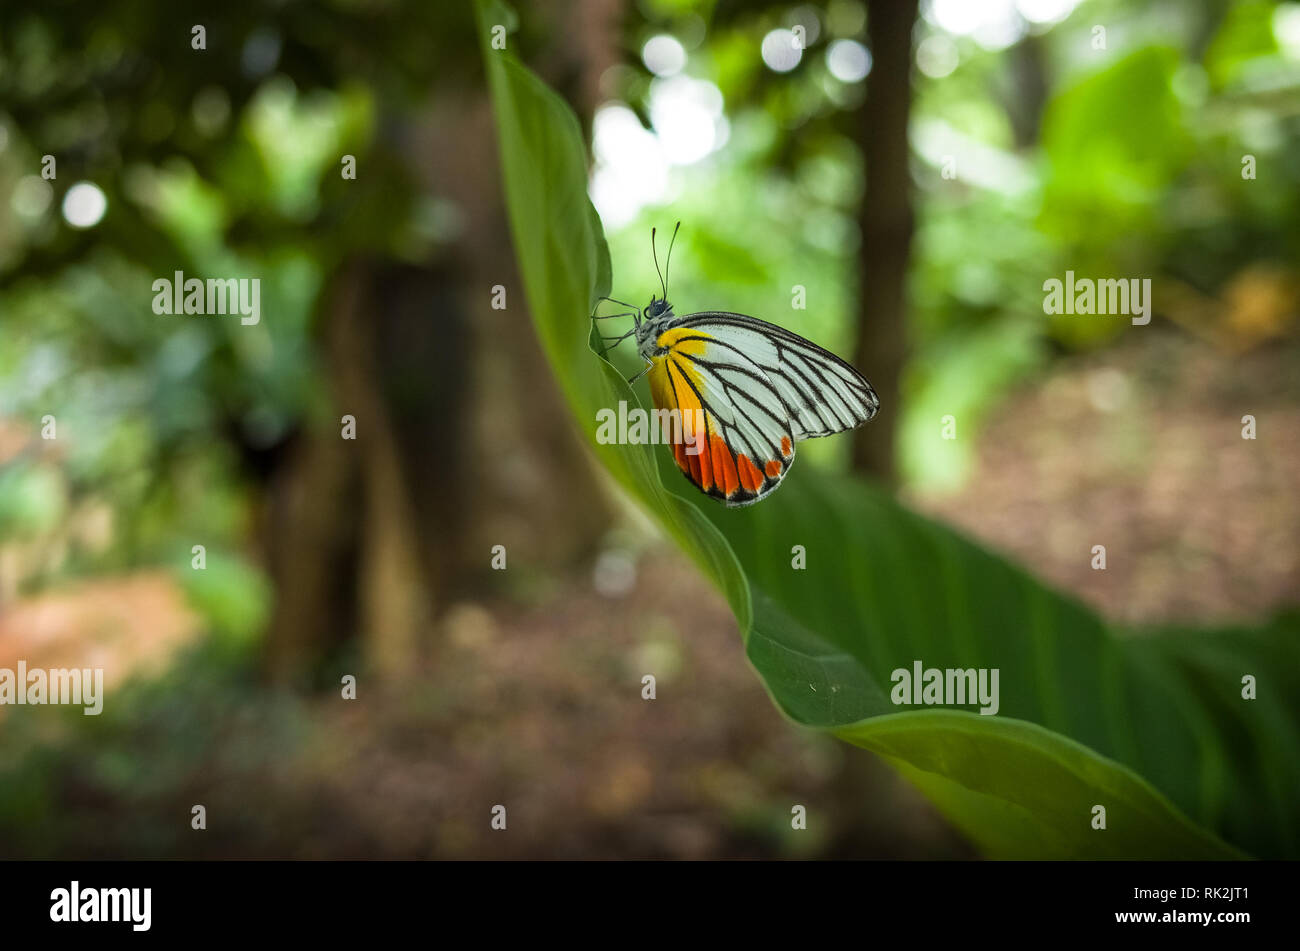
[262, 5, 617, 683]
[851, 0, 919, 483]
[263, 259, 444, 684]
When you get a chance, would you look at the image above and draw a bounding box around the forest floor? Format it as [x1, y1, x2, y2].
[910, 331, 1300, 628]
[1, 330, 1296, 859]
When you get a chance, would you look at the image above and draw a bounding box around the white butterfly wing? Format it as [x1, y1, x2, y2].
[670, 312, 880, 440]
[647, 325, 795, 506]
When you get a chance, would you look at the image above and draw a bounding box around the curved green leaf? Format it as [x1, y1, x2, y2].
[477, 0, 1297, 859]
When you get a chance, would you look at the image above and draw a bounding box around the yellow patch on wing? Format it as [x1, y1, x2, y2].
[647, 327, 712, 427]
[654, 325, 712, 355]
[648, 328, 713, 490]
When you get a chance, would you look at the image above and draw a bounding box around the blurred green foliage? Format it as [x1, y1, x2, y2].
[4, 0, 1298, 599]
[0, 1, 474, 604]
[479, 0, 1300, 858]
[1, 0, 1299, 859]
[598, 0, 1300, 487]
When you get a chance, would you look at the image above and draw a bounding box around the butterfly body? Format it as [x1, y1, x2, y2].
[597, 225, 879, 507]
[634, 298, 677, 362]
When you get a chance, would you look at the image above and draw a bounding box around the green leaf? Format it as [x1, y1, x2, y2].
[477, 0, 1297, 859]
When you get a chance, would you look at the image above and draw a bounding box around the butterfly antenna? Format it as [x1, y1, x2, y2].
[663, 221, 681, 299]
[651, 226, 667, 301]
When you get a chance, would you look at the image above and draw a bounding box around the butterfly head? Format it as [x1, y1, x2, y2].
[644, 296, 674, 323]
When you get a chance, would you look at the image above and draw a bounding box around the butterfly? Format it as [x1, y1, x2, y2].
[593, 223, 879, 507]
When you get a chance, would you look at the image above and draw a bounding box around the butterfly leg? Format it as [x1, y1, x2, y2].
[595, 327, 637, 356]
[593, 295, 641, 312]
[590, 297, 641, 357]
[626, 364, 651, 385]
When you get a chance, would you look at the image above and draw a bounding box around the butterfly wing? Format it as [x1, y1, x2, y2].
[670, 312, 879, 439]
[647, 326, 795, 507]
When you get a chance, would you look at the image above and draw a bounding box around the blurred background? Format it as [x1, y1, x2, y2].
[1, 0, 1298, 858]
